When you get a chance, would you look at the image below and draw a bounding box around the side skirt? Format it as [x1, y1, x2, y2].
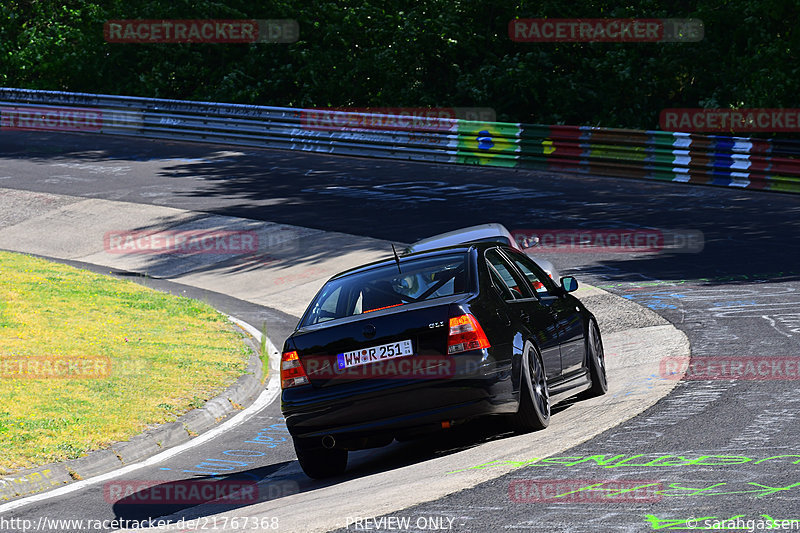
[547, 369, 591, 405]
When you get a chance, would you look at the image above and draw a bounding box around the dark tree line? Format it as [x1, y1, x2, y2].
[1, 0, 799, 129]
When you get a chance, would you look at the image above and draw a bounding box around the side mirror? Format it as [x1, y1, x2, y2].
[560, 276, 578, 293]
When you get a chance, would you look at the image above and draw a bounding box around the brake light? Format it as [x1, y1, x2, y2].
[281, 351, 309, 389]
[365, 303, 404, 313]
[447, 314, 491, 354]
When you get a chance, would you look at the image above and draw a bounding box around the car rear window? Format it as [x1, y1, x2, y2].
[300, 254, 468, 326]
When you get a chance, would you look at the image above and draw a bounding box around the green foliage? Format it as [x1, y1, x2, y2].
[1, 0, 799, 129]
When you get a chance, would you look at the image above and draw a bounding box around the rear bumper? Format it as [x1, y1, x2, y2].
[281, 359, 514, 444]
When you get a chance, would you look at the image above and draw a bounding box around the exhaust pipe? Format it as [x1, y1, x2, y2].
[321, 435, 336, 449]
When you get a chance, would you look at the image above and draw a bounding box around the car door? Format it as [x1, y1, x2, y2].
[501, 248, 586, 376]
[484, 248, 562, 380]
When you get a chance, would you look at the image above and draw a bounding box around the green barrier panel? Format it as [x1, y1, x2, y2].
[455, 121, 521, 168]
[3, 87, 800, 194]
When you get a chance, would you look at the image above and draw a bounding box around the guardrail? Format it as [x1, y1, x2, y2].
[2, 87, 800, 194]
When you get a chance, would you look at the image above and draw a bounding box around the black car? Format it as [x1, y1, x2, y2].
[280, 242, 607, 479]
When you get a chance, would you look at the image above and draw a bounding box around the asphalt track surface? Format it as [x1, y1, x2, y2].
[2, 131, 800, 532]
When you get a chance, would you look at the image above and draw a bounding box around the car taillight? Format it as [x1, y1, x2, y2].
[447, 314, 491, 354]
[281, 351, 309, 389]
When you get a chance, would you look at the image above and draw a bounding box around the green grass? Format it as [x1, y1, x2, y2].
[0, 251, 251, 473]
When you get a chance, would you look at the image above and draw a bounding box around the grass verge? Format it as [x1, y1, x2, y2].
[0, 251, 251, 474]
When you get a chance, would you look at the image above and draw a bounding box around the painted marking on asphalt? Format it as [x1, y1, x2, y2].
[182, 422, 289, 476]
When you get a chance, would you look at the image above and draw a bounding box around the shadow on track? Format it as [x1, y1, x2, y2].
[4, 132, 800, 284]
[110, 403, 574, 524]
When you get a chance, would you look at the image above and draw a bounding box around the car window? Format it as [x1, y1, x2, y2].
[301, 253, 468, 326]
[485, 248, 531, 300]
[319, 285, 342, 314]
[503, 249, 558, 296]
[486, 262, 515, 300]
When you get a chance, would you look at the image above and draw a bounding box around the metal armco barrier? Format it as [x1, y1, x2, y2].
[2, 88, 800, 194]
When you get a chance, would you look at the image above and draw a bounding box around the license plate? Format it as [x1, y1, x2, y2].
[337, 340, 414, 370]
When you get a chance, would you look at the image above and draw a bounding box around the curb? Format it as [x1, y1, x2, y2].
[0, 317, 268, 502]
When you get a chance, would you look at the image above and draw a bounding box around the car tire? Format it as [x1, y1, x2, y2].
[580, 318, 608, 398]
[511, 342, 550, 432]
[293, 438, 348, 479]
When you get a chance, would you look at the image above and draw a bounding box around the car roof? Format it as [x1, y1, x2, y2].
[328, 242, 503, 281]
[403, 223, 515, 254]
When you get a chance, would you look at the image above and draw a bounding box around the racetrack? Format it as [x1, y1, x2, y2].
[1, 131, 800, 532]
